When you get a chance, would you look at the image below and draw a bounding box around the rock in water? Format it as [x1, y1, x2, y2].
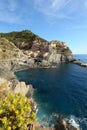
[54, 120, 79, 130]
[13, 81, 34, 97]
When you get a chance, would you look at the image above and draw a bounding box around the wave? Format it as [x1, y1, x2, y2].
[65, 115, 80, 129]
[37, 112, 87, 130]
[64, 115, 87, 130]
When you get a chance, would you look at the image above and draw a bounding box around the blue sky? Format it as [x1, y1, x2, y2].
[0, 0, 87, 54]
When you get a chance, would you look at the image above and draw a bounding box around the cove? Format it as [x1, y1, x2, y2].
[15, 63, 87, 130]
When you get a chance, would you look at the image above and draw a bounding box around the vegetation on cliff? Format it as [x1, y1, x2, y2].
[0, 38, 19, 60]
[0, 30, 47, 50]
[0, 92, 36, 130]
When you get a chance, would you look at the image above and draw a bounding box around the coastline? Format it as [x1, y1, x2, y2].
[0, 60, 80, 130]
[14, 62, 81, 130]
[0, 31, 85, 130]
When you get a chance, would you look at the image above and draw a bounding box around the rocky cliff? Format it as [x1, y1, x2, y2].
[0, 30, 73, 69]
[0, 31, 80, 130]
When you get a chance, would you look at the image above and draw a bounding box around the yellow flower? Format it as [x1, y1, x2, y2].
[10, 116, 14, 119]
[0, 92, 37, 129]
[13, 99, 16, 104]
[0, 109, 3, 114]
[21, 109, 24, 114]
[7, 126, 11, 130]
[23, 124, 27, 129]
[15, 110, 19, 114]
[18, 122, 22, 127]
[11, 104, 15, 110]
[12, 125, 16, 129]
[22, 98, 26, 102]
[2, 117, 7, 124]
[19, 116, 23, 121]
[24, 105, 28, 109]
[19, 100, 22, 105]
[27, 106, 31, 111]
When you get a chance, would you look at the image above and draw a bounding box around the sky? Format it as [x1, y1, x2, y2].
[0, 0, 87, 54]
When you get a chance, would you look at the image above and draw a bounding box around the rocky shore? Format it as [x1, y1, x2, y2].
[73, 59, 87, 67]
[0, 30, 80, 130]
[0, 59, 80, 130]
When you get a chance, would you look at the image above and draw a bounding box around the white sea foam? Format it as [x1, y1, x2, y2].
[64, 115, 87, 130]
[65, 115, 80, 129]
[36, 110, 87, 130]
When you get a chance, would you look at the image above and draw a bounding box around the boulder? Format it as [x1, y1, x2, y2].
[81, 63, 87, 67]
[0, 77, 12, 98]
[73, 60, 87, 68]
[54, 120, 79, 130]
[0, 77, 12, 91]
[13, 81, 34, 97]
[73, 60, 82, 65]
[41, 60, 50, 67]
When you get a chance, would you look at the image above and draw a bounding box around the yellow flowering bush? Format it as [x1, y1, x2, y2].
[0, 92, 37, 130]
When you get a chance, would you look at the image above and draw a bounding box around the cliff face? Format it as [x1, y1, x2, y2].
[0, 31, 79, 130]
[0, 30, 73, 69]
[0, 34, 73, 98]
[0, 37, 34, 98]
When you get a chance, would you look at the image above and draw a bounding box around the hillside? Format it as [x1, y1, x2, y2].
[0, 30, 73, 69]
[0, 38, 19, 59]
[0, 31, 78, 130]
[0, 30, 47, 50]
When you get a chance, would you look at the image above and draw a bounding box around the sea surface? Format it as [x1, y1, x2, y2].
[15, 54, 87, 130]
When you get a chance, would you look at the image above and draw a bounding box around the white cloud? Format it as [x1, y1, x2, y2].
[51, 0, 65, 10]
[8, 0, 18, 11]
[0, 0, 32, 24]
[0, 0, 87, 27]
[33, 0, 87, 20]
[0, 0, 18, 12]
[33, 0, 73, 18]
[51, 0, 71, 11]
[0, 0, 20, 23]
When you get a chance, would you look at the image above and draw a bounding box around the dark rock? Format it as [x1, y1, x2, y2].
[81, 63, 87, 67]
[73, 59, 87, 68]
[54, 120, 79, 130]
[73, 60, 82, 65]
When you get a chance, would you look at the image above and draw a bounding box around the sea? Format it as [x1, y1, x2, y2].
[15, 54, 87, 130]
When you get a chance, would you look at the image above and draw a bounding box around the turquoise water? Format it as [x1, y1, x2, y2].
[15, 54, 87, 130]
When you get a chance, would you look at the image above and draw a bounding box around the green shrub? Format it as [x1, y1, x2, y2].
[0, 92, 37, 130]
